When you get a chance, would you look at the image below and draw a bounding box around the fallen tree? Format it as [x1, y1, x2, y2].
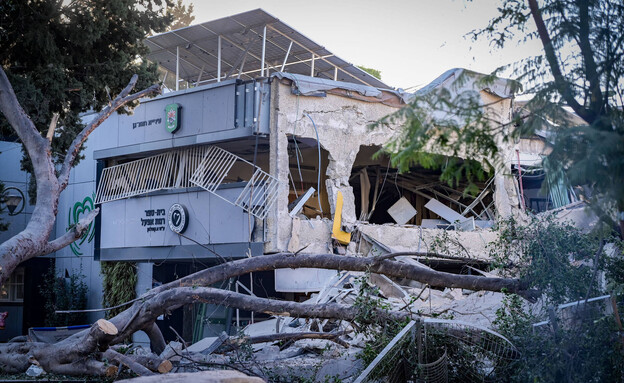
[0, 68, 539, 376]
[0, 251, 539, 375]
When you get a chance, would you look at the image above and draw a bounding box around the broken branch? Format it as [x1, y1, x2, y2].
[150, 253, 539, 301]
[58, 77, 161, 191]
[219, 330, 353, 352]
[43, 208, 100, 255]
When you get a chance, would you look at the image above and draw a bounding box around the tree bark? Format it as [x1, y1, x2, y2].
[151, 253, 537, 300]
[527, 0, 595, 124]
[0, 251, 538, 376]
[103, 349, 156, 377]
[219, 330, 352, 352]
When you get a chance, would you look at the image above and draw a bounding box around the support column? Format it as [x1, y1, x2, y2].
[217, 36, 222, 82]
[133, 262, 154, 347]
[281, 41, 293, 72]
[175, 46, 180, 91]
[261, 25, 267, 77]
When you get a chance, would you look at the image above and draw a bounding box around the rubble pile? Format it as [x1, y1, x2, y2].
[158, 264, 507, 382]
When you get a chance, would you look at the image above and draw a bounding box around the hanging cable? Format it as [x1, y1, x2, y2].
[304, 113, 323, 215]
[291, 96, 305, 193]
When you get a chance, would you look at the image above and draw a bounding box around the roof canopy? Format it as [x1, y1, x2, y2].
[145, 9, 390, 90]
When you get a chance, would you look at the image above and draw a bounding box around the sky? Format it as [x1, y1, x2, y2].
[181, 0, 544, 90]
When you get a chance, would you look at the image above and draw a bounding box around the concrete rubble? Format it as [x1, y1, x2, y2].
[173, 249, 510, 381]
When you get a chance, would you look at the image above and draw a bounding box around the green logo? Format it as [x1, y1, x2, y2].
[165, 103, 181, 133]
[67, 193, 96, 256]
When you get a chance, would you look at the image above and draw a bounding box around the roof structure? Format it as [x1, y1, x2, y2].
[145, 9, 390, 90]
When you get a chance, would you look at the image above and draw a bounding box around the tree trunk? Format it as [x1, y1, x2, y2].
[0, 251, 537, 376]
[0, 68, 160, 285]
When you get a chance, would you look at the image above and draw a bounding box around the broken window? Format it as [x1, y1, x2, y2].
[513, 165, 579, 213]
[350, 145, 495, 228]
[286, 135, 330, 219]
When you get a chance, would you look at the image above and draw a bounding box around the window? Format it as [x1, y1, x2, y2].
[0, 268, 24, 302]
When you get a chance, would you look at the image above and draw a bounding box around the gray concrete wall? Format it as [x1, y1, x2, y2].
[100, 187, 253, 250]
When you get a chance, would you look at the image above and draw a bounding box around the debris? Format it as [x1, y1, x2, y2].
[387, 196, 418, 225]
[425, 199, 475, 231]
[332, 191, 351, 244]
[25, 365, 45, 377]
[185, 332, 229, 355]
[289, 187, 316, 217]
[160, 341, 183, 360]
[370, 273, 409, 299]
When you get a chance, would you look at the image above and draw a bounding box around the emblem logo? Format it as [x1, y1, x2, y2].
[168, 203, 189, 234]
[67, 193, 96, 256]
[165, 103, 181, 133]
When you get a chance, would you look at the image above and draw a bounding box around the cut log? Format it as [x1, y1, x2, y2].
[97, 319, 118, 335]
[130, 354, 173, 374]
[157, 360, 173, 374]
[103, 349, 155, 376]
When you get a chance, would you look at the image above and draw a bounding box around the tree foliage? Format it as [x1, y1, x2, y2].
[379, 0, 623, 215]
[357, 65, 382, 80]
[101, 261, 137, 318]
[0, 181, 9, 232]
[489, 217, 624, 382]
[477, 0, 624, 218]
[166, 0, 195, 31]
[0, 0, 173, 174]
[42, 266, 88, 327]
[375, 69, 518, 194]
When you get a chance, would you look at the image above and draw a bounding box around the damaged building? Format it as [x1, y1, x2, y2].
[0, 8, 596, 378]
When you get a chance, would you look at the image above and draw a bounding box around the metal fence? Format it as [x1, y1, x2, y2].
[353, 318, 519, 383]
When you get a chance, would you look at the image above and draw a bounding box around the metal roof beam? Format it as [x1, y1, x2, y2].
[170, 31, 239, 81]
[145, 40, 208, 81]
[266, 25, 375, 87]
[197, 54, 334, 85]
[227, 20, 319, 76]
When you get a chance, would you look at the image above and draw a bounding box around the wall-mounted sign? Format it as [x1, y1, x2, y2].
[168, 203, 188, 234]
[142, 209, 166, 233]
[67, 193, 96, 256]
[165, 103, 181, 133]
[132, 118, 162, 129]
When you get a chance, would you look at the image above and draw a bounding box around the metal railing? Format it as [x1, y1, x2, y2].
[95, 145, 282, 219]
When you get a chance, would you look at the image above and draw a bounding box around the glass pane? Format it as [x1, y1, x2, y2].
[14, 284, 24, 300]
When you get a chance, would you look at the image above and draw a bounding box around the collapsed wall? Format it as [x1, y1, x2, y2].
[266, 74, 519, 261]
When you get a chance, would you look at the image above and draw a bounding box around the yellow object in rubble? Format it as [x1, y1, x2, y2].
[332, 191, 351, 245]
